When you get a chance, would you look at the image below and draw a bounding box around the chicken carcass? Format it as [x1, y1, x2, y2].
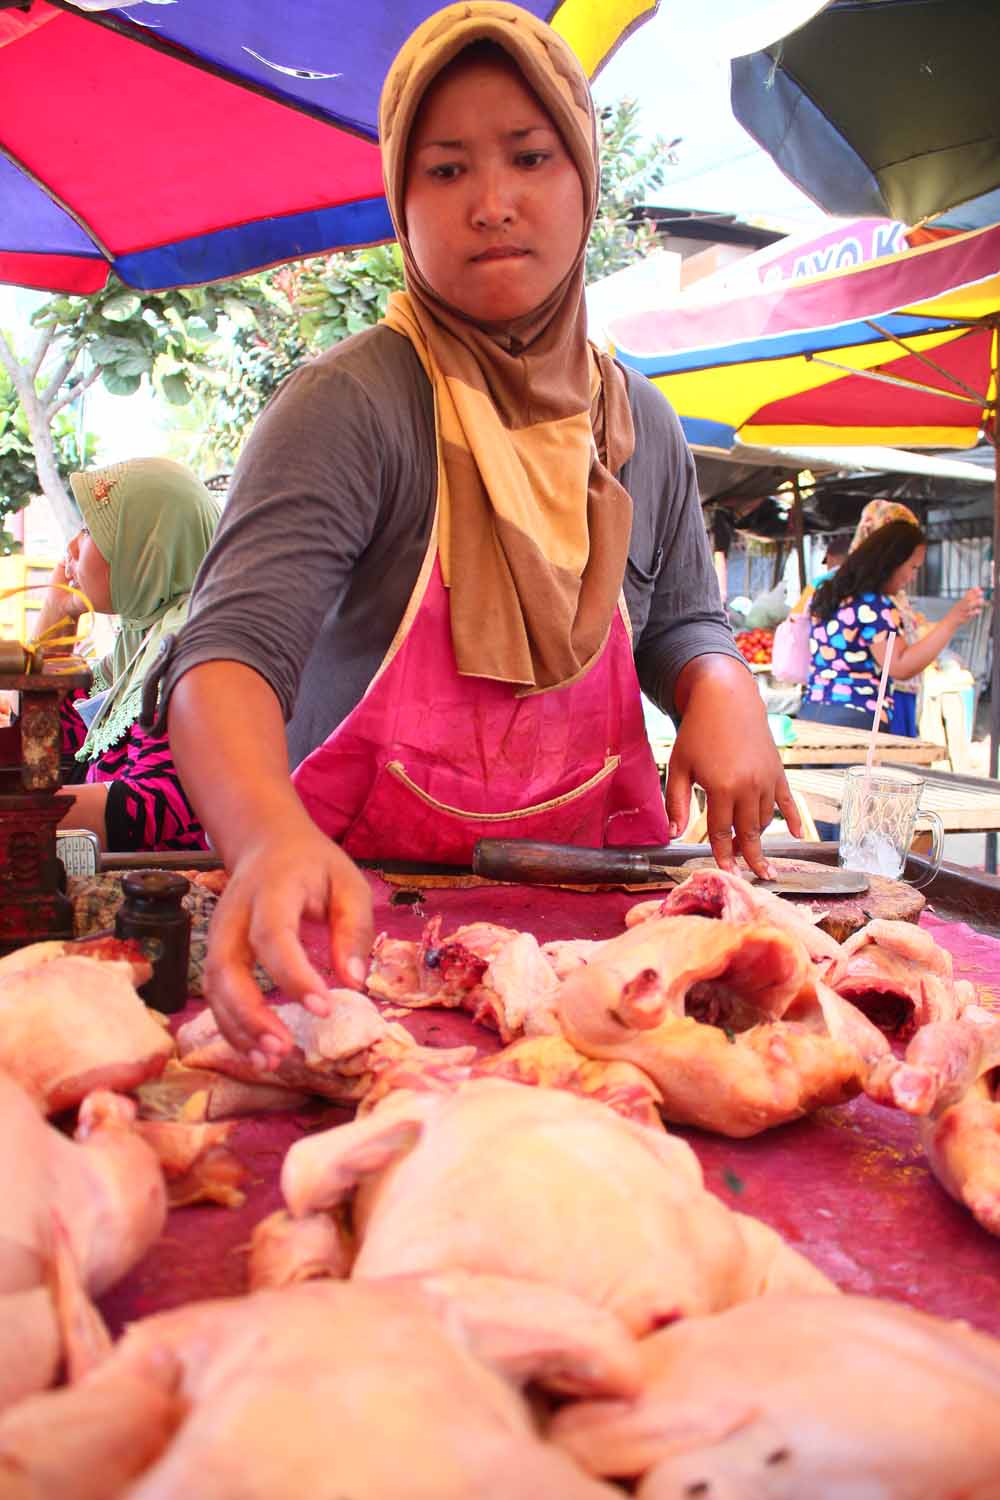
[0, 946, 172, 1114]
[625, 868, 843, 965]
[0, 1074, 166, 1410]
[555, 915, 885, 1136]
[826, 918, 973, 1038]
[367, 917, 559, 1040]
[280, 1077, 833, 1336]
[550, 1293, 1000, 1499]
[176, 990, 474, 1103]
[106, 1281, 625, 1499]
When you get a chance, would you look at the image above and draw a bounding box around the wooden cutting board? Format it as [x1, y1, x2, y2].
[681, 855, 925, 943]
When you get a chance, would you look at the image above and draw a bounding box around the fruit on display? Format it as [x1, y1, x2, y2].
[735, 628, 774, 665]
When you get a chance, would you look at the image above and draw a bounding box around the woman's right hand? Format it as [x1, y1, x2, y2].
[33, 559, 86, 649]
[947, 587, 984, 626]
[205, 821, 375, 1069]
[48, 558, 87, 617]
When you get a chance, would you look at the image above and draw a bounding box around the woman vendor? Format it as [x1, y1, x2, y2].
[32, 457, 220, 851]
[158, 2, 800, 1064]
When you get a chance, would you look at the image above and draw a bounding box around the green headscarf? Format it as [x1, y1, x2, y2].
[69, 457, 220, 761]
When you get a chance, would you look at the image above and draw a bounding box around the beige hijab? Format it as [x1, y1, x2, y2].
[379, 1, 634, 692]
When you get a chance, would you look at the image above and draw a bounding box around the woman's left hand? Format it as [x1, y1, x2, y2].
[664, 654, 802, 878]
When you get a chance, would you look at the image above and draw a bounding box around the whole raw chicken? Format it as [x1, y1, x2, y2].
[280, 1077, 833, 1334]
[554, 914, 886, 1136]
[550, 1293, 1000, 1499]
[0, 940, 172, 1113]
[0, 1072, 166, 1411]
[30, 1281, 624, 1499]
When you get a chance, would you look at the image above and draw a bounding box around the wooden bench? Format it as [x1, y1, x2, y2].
[785, 765, 1000, 833]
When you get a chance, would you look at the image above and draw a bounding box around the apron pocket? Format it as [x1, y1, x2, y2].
[343, 754, 621, 864]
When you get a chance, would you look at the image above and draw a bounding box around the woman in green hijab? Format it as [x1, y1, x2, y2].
[34, 457, 220, 850]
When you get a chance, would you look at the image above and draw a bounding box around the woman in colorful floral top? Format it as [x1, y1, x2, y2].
[802, 520, 983, 730]
[848, 499, 924, 735]
[32, 457, 220, 851]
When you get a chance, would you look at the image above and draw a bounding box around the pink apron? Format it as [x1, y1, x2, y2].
[292, 526, 670, 864]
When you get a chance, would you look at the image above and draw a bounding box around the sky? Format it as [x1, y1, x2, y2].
[591, 0, 832, 229]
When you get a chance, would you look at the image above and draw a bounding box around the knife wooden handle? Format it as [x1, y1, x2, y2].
[473, 839, 653, 885]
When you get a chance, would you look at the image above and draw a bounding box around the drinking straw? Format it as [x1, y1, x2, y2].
[863, 631, 896, 791]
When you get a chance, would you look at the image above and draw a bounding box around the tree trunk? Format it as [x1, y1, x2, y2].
[0, 329, 79, 540]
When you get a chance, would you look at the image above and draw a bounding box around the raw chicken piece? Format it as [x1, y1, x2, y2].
[112, 1281, 625, 1499]
[475, 1034, 665, 1128]
[281, 1078, 832, 1335]
[826, 918, 970, 1038]
[625, 868, 843, 964]
[135, 1058, 312, 1121]
[358, 1034, 665, 1127]
[556, 915, 884, 1136]
[177, 990, 474, 1102]
[367, 917, 558, 1040]
[0, 953, 173, 1114]
[541, 938, 607, 978]
[132, 1119, 248, 1208]
[366, 917, 517, 1002]
[0, 1075, 166, 1409]
[0, 935, 151, 981]
[550, 1293, 1000, 1499]
[248, 1210, 352, 1290]
[921, 1061, 1000, 1236]
[869, 1007, 1000, 1235]
[866, 1005, 1000, 1116]
[0, 1343, 183, 1500]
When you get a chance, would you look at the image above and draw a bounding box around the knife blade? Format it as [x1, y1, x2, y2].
[755, 868, 869, 897]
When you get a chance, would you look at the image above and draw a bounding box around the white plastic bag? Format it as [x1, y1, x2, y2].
[770, 612, 812, 685]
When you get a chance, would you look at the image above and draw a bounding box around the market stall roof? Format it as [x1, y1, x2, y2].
[694, 443, 994, 530]
[0, 0, 655, 293]
[718, 443, 995, 485]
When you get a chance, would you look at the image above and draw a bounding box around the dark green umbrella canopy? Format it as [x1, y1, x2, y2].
[731, 0, 1000, 228]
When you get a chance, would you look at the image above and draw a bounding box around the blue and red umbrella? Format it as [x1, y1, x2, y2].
[0, 0, 655, 293]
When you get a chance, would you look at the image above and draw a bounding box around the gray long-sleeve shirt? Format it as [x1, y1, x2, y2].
[160, 325, 742, 768]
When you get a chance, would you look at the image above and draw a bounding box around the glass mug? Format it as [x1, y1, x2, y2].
[838, 766, 944, 887]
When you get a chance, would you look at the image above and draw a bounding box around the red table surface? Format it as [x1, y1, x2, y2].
[99, 880, 1000, 1337]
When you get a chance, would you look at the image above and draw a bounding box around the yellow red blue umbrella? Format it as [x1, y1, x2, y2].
[0, 0, 656, 293]
[608, 221, 999, 452]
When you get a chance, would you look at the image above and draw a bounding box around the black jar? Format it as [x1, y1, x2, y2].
[115, 870, 191, 1014]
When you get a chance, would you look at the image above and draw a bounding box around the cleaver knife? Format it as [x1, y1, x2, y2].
[472, 838, 869, 895]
